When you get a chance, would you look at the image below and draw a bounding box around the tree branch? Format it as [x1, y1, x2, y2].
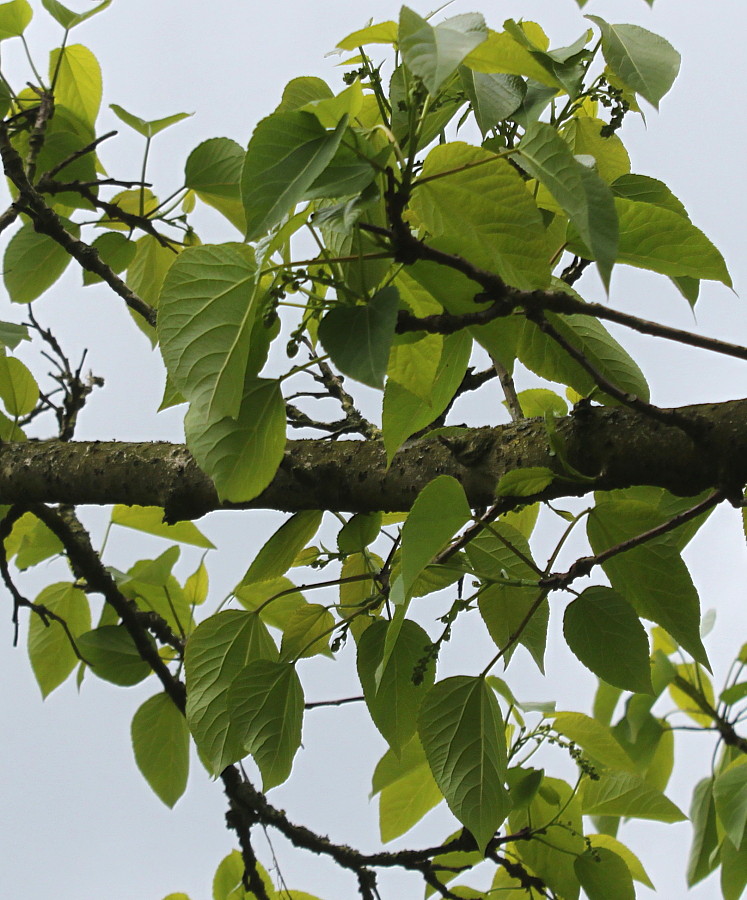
[0, 399, 746, 517]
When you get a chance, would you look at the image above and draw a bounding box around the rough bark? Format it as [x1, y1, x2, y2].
[4, 398, 746, 519]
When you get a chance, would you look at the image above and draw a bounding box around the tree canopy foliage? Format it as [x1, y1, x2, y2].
[2, 0, 747, 897]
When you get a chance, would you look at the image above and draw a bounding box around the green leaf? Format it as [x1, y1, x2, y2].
[382, 329, 471, 462]
[42, 0, 111, 29]
[4, 218, 79, 303]
[418, 675, 510, 852]
[467, 523, 547, 671]
[77, 625, 153, 686]
[372, 735, 443, 842]
[587, 496, 708, 665]
[714, 762, 747, 848]
[0, 352, 38, 416]
[550, 712, 636, 772]
[184, 560, 209, 607]
[401, 475, 470, 597]
[687, 777, 719, 886]
[83, 232, 137, 285]
[338, 512, 382, 555]
[515, 122, 617, 288]
[185, 138, 246, 233]
[240, 511, 323, 586]
[27, 582, 90, 697]
[0, 320, 29, 348]
[234, 576, 308, 631]
[510, 775, 585, 899]
[587, 834, 655, 888]
[357, 619, 435, 753]
[50, 44, 102, 128]
[574, 847, 635, 900]
[111, 505, 214, 548]
[398, 7, 487, 96]
[587, 18, 680, 108]
[185, 611, 278, 774]
[337, 20, 398, 51]
[109, 103, 192, 138]
[126, 234, 176, 308]
[279, 603, 335, 659]
[561, 117, 630, 183]
[463, 28, 560, 88]
[158, 243, 260, 422]
[580, 770, 685, 821]
[131, 693, 190, 807]
[722, 682, 747, 706]
[318, 286, 399, 389]
[213, 850, 273, 900]
[410, 142, 550, 290]
[496, 466, 554, 497]
[7, 513, 63, 569]
[516, 388, 567, 418]
[227, 660, 303, 790]
[275, 76, 333, 113]
[563, 586, 653, 693]
[722, 835, 747, 900]
[0, 0, 31, 39]
[459, 68, 525, 136]
[612, 198, 731, 285]
[241, 110, 346, 241]
[519, 306, 649, 405]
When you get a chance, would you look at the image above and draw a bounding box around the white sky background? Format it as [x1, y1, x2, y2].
[0, 0, 745, 897]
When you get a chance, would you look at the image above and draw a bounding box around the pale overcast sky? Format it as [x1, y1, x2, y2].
[0, 1, 745, 898]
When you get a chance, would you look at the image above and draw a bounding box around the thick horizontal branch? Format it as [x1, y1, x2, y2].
[2, 398, 747, 518]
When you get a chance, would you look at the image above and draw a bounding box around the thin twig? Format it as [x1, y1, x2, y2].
[541, 489, 725, 590]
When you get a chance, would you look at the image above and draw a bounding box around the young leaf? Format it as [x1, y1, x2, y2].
[184, 610, 278, 773]
[185, 138, 246, 233]
[4, 219, 79, 303]
[83, 233, 137, 285]
[515, 123, 618, 288]
[613, 198, 730, 285]
[131, 693, 190, 807]
[580, 770, 685, 821]
[77, 625, 153, 686]
[398, 7, 487, 96]
[551, 711, 636, 773]
[510, 775, 585, 898]
[563, 586, 653, 694]
[241, 110, 347, 241]
[0, 353, 38, 417]
[227, 660, 304, 791]
[587, 17, 680, 108]
[111, 505, 215, 548]
[0, 0, 31, 39]
[587, 496, 708, 666]
[318, 286, 400, 389]
[714, 762, 747, 849]
[382, 329, 471, 462]
[357, 619, 435, 753]
[42, 0, 111, 29]
[574, 847, 635, 900]
[496, 467, 554, 497]
[687, 777, 719, 886]
[400, 475, 470, 597]
[110, 103, 192, 138]
[27, 582, 90, 698]
[50, 44, 102, 128]
[372, 735, 443, 842]
[418, 675, 510, 852]
[280, 604, 335, 659]
[158, 243, 260, 422]
[337, 20, 397, 51]
[409, 142, 551, 290]
[240, 511, 323, 586]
